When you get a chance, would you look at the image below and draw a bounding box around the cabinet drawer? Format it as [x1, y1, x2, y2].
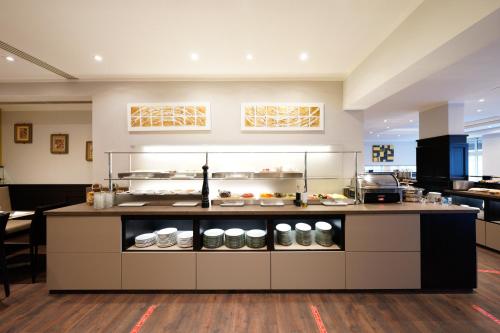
[346, 252, 420, 289]
[122, 252, 196, 290]
[47, 253, 121, 290]
[271, 251, 345, 289]
[197, 252, 270, 290]
[47, 216, 121, 253]
[476, 219, 486, 246]
[485, 221, 500, 251]
[346, 214, 420, 251]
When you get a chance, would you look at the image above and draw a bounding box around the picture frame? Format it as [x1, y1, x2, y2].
[85, 141, 93, 161]
[14, 123, 33, 144]
[51, 134, 69, 154]
[372, 144, 394, 162]
[240, 103, 325, 131]
[127, 102, 211, 131]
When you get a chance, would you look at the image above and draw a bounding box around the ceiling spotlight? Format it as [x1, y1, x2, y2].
[369, 131, 373, 134]
[477, 109, 482, 113]
[93, 54, 103, 62]
[383, 119, 388, 123]
[190, 53, 199, 61]
[478, 98, 485, 103]
[5, 56, 14, 62]
[488, 125, 492, 128]
[409, 119, 414, 123]
[397, 134, 401, 137]
[386, 126, 390, 129]
[299, 52, 309, 61]
[376, 134, 380, 137]
[245, 53, 254, 61]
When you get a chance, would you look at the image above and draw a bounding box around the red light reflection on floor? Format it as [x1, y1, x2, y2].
[472, 305, 500, 325]
[309, 304, 328, 333]
[130, 304, 158, 333]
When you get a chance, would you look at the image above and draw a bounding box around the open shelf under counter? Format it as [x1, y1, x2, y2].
[126, 244, 193, 251]
[201, 245, 267, 251]
[273, 230, 341, 251]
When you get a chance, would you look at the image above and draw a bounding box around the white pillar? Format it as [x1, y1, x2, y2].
[419, 103, 464, 139]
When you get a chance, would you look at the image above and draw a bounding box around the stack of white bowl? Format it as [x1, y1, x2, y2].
[134, 233, 157, 248]
[315, 221, 334, 247]
[203, 228, 225, 248]
[276, 223, 292, 246]
[177, 231, 193, 248]
[156, 227, 178, 247]
[295, 223, 312, 246]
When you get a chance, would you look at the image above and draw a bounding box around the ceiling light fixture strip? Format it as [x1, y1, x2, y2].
[0, 40, 78, 80]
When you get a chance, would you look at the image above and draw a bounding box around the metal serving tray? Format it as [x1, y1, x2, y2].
[118, 171, 173, 179]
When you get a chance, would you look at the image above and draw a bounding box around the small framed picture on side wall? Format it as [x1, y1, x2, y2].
[51, 134, 69, 154]
[14, 123, 33, 144]
[86, 141, 93, 161]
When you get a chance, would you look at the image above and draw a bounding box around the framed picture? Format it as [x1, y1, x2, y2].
[241, 103, 324, 131]
[51, 134, 69, 154]
[372, 144, 394, 162]
[85, 141, 93, 161]
[14, 123, 33, 143]
[127, 102, 211, 131]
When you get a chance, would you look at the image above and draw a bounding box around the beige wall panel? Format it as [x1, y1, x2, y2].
[271, 251, 345, 290]
[122, 252, 196, 290]
[197, 252, 270, 290]
[47, 253, 121, 290]
[346, 214, 420, 251]
[47, 216, 121, 253]
[346, 252, 420, 289]
[485, 221, 500, 251]
[476, 219, 486, 246]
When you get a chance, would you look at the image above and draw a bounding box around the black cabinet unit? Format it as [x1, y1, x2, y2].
[416, 135, 468, 192]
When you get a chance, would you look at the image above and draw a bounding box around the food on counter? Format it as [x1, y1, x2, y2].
[260, 193, 274, 198]
[274, 192, 285, 198]
[308, 193, 347, 200]
[241, 193, 254, 198]
[260, 168, 271, 173]
[218, 190, 232, 198]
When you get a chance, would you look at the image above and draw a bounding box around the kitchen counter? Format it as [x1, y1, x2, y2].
[45, 202, 477, 292]
[45, 202, 478, 216]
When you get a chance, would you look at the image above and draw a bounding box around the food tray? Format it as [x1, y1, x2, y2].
[253, 172, 303, 179]
[118, 171, 173, 179]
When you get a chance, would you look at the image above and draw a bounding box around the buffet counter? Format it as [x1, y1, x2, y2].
[45, 203, 478, 292]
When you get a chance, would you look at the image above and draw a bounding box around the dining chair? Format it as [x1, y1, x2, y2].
[0, 212, 11, 297]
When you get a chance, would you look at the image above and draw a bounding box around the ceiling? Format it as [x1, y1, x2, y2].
[364, 36, 500, 141]
[0, 0, 422, 81]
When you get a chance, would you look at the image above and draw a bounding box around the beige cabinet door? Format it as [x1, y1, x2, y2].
[122, 252, 196, 290]
[197, 252, 270, 290]
[485, 221, 500, 251]
[476, 219, 486, 246]
[346, 214, 420, 251]
[47, 253, 121, 290]
[271, 251, 345, 290]
[47, 216, 121, 253]
[346, 252, 420, 289]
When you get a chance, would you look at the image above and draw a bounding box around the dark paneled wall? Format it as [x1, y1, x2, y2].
[2, 184, 89, 210]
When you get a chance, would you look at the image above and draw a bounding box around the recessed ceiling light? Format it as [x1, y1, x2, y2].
[386, 126, 390, 129]
[409, 119, 414, 123]
[488, 125, 492, 128]
[190, 53, 199, 61]
[299, 52, 309, 61]
[397, 134, 401, 137]
[93, 54, 103, 62]
[5, 56, 14, 62]
[477, 109, 482, 113]
[369, 131, 373, 134]
[245, 53, 254, 61]
[479, 98, 485, 103]
[376, 134, 380, 137]
[383, 119, 388, 123]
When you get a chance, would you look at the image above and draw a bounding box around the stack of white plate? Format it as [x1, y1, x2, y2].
[295, 223, 312, 246]
[135, 233, 157, 248]
[203, 228, 225, 248]
[225, 228, 246, 249]
[246, 229, 266, 249]
[177, 231, 193, 248]
[276, 223, 292, 246]
[315, 221, 334, 247]
[155, 227, 178, 247]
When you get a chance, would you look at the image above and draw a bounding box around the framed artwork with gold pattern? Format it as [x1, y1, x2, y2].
[241, 103, 324, 131]
[51, 134, 69, 154]
[127, 103, 211, 131]
[14, 123, 33, 143]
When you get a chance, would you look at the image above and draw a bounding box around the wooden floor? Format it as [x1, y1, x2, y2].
[0, 247, 499, 333]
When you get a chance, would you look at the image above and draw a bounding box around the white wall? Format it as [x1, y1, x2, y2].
[0, 81, 363, 183]
[1, 110, 92, 184]
[482, 133, 500, 176]
[419, 103, 464, 139]
[364, 141, 416, 167]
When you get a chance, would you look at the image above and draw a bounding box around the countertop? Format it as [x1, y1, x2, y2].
[445, 189, 500, 201]
[45, 202, 479, 216]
